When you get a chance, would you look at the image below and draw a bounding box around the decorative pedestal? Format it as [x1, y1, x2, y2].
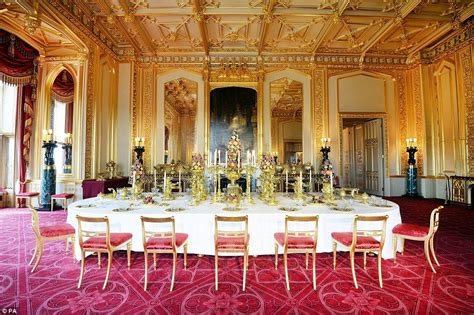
[63, 143, 72, 174]
[39, 141, 57, 211]
[404, 166, 419, 197]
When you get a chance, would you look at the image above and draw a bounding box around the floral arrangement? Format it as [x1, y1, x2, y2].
[105, 160, 116, 169]
[143, 195, 154, 204]
[320, 159, 333, 183]
[191, 153, 205, 171]
[130, 159, 145, 185]
[260, 152, 275, 171]
[227, 130, 242, 169]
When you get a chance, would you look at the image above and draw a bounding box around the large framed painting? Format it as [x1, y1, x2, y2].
[210, 87, 257, 157]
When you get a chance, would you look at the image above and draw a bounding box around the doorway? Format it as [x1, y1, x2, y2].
[342, 118, 385, 196]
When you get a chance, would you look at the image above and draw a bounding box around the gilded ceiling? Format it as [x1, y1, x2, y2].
[0, 0, 472, 60]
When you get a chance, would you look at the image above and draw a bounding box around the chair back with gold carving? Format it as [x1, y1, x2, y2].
[284, 215, 319, 251]
[76, 215, 111, 249]
[351, 215, 388, 250]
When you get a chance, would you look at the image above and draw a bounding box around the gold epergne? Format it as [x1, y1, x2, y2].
[322, 182, 334, 201]
[190, 168, 207, 205]
[225, 167, 242, 206]
[260, 167, 277, 205]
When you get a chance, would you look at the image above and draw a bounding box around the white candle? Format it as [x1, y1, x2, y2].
[299, 169, 302, 179]
[154, 169, 157, 188]
[132, 171, 136, 187]
[252, 150, 256, 165]
[285, 169, 289, 191]
[309, 168, 312, 192]
[225, 151, 228, 167]
[178, 170, 182, 192]
[238, 151, 241, 168]
[330, 172, 333, 188]
[218, 150, 221, 165]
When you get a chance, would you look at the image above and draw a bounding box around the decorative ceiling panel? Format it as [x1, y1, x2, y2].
[22, 0, 473, 59]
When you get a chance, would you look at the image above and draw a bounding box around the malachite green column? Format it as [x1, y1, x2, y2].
[39, 141, 57, 210]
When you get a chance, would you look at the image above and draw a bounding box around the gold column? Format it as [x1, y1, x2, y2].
[257, 58, 264, 157]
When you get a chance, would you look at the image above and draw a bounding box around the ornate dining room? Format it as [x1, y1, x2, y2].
[0, 0, 473, 313]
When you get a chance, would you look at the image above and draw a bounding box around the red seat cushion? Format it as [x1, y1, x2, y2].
[52, 193, 74, 199]
[40, 223, 75, 238]
[274, 232, 315, 249]
[145, 233, 188, 250]
[17, 192, 39, 197]
[216, 234, 249, 250]
[331, 232, 381, 249]
[82, 233, 132, 249]
[393, 223, 429, 238]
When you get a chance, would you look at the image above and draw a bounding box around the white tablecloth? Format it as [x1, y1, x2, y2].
[67, 193, 402, 260]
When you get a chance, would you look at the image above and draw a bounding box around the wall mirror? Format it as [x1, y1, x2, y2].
[50, 69, 74, 174]
[270, 78, 303, 164]
[164, 78, 197, 164]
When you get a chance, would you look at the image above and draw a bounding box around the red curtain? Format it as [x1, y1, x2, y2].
[1, 31, 38, 194]
[0, 31, 37, 85]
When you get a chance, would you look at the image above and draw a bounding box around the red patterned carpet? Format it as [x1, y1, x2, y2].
[1, 197, 474, 314]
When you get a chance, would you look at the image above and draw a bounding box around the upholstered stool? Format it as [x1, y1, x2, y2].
[51, 193, 75, 211]
[16, 192, 40, 208]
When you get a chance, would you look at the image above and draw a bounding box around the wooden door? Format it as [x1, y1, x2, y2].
[363, 119, 384, 195]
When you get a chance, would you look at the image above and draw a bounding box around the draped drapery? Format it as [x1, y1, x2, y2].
[52, 70, 74, 133]
[0, 30, 38, 193]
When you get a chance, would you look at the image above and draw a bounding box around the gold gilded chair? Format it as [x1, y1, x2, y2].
[274, 215, 319, 290]
[392, 206, 443, 273]
[141, 216, 188, 291]
[76, 215, 133, 290]
[29, 208, 76, 272]
[332, 215, 388, 288]
[215, 215, 249, 291]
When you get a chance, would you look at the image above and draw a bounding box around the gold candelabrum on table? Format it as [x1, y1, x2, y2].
[322, 182, 334, 200]
[243, 165, 256, 204]
[162, 177, 175, 201]
[190, 153, 207, 205]
[209, 164, 224, 203]
[293, 175, 306, 201]
[259, 167, 277, 205]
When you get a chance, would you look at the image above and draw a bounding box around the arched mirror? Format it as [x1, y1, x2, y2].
[50, 69, 74, 174]
[164, 78, 197, 164]
[270, 78, 303, 164]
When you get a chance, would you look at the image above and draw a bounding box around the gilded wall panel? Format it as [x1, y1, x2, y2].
[413, 67, 424, 175]
[84, 46, 96, 179]
[313, 68, 325, 165]
[142, 68, 154, 170]
[396, 70, 408, 174]
[461, 47, 474, 175]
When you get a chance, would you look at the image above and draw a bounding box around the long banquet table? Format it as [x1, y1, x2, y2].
[67, 193, 402, 260]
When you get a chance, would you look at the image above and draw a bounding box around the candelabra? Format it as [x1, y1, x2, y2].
[162, 177, 175, 201]
[404, 138, 420, 197]
[259, 167, 277, 206]
[243, 165, 256, 204]
[209, 164, 224, 203]
[62, 133, 72, 174]
[293, 175, 306, 201]
[320, 137, 331, 161]
[134, 137, 145, 164]
[39, 129, 57, 211]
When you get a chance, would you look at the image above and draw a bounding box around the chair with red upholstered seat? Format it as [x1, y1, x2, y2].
[274, 215, 319, 290]
[332, 215, 388, 289]
[16, 191, 40, 208]
[29, 208, 75, 272]
[215, 215, 249, 291]
[392, 206, 443, 273]
[140, 216, 188, 291]
[76, 215, 132, 290]
[51, 193, 74, 211]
